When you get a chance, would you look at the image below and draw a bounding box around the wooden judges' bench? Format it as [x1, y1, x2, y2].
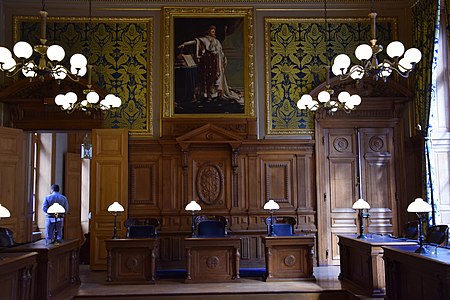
[338, 234, 417, 297]
[0, 252, 37, 300]
[2, 239, 80, 300]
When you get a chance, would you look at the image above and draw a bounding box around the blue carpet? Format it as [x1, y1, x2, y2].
[156, 268, 266, 279]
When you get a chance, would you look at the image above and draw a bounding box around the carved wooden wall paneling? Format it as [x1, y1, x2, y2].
[126, 134, 315, 268]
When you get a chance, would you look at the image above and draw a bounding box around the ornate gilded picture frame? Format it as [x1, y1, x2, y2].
[265, 17, 396, 136]
[162, 7, 255, 118]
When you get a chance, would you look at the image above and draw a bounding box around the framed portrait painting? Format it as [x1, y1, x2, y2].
[162, 7, 255, 118]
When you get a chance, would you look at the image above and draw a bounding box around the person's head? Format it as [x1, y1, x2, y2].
[207, 25, 216, 37]
[51, 184, 60, 193]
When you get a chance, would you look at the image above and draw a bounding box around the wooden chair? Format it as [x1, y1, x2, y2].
[124, 218, 159, 238]
[426, 225, 449, 246]
[402, 221, 419, 239]
[195, 215, 227, 237]
[265, 216, 296, 236]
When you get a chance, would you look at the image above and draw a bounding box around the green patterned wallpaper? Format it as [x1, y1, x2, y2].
[265, 18, 395, 135]
[15, 16, 152, 137]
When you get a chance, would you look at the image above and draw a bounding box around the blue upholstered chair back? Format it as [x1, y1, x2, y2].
[124, 218, 159, 238]
[0, 227, 15, 247]
[265, 216, 296, 236]
[402, 221, 419, 239]
[195, 216, 227, 237]
[426, 225, 449, 246]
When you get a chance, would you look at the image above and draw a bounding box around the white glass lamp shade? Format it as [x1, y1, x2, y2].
[379, 62, 393, 78]
[349, 94, 362, 106]
[52, 65, 67, 80]
[403, 48, 422, 64]
[407, 198, 432, 213]
[1, 57, 17, 72]
[354, 44, 372, 60]
[70, 53, 88, 69]
[22, 62, 37, 78]
[47, 203, 66, 214]
[0, 204, 11, 218]
[338, 91, 351, 103]
[386, 41, 405, 58]
[86, 91, 100, 104]
[349, 65, 364, 80]
[332, 64, 347, 76]
[107, 201, 124, 213]
[71, 65, 87, 77]
[318, 90, 331, 103]
[46, 45, 65, 62]
[333, 54, 351, 69]
[263, 199, 280, 211]
[398, 58, 412, 73]
[352, 198, 370, 210]
[0, 47, 13, 61]
[55, 94, 66, 106]
[65, 92, 78, 105]
[111, 96, 122, 108]
[185, 200, 202, 212]
[13, 41, 33, 59]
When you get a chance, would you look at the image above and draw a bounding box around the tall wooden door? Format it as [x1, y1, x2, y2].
[317, 127, 397, 265]
[0, 127, 27, 242]
[90, 129, 128, 270]
[64, 152, 82, 243]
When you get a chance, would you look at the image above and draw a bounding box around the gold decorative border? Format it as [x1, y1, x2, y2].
[162, 6, 255, 118]
[264, 17, 398, 136]
[13, 16, 153, 138]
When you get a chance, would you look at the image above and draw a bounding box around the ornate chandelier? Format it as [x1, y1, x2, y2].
[54, 65, 122, 113]
[297, 0, 361, 113]
[0, 1, 87, 82]
[331, 1, 422, 82]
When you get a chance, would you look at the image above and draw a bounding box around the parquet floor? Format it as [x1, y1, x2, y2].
[59, 265, 379, 300]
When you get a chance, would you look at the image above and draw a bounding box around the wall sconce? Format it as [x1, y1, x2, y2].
[407, 198, 432, 254]
[264, 199, 280, 236]
[47, 202, 66, 244]
[107, 201, 124, 239]
[81, 133, 92, 159]
[352, 198, 370, 239]
[185, 201, 202, 237]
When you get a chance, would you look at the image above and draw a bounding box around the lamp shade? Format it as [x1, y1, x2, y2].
[0, 204, 11, 218]
[107, 201, 124, 213]
[263, 199, 280, 211]
[47, 203, 66, 214]
[407, 198, 432, 213]
[185, 201, 202, 212]
[352, 198, 370, 210]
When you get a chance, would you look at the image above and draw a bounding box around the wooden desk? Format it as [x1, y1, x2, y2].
[3, 239, 80, 300]
[105, 238, 157, 284]
[338, 234, 417, 297]
[262, 235, 315, 281]
[383, 245, 450, 300]
[184, 237, 241, 283]
[0, 252, 37, 300]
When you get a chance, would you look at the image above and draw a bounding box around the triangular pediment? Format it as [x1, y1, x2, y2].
[176, 124, 242, 149]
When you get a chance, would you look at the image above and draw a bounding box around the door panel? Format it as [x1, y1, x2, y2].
[319, 127, 397, 265]
[64, 152, 82, 242]
[90, 129, 128, 270]
[0, 127, 26, 242]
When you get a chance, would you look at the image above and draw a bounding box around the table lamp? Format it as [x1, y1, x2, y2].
[107, 201, 124, 239]
[0, 204, 11, 219]
[352, 198, 370, 239]
[185, 201, 201, 237]
[407, 197, 432, 254]
[47, 202, 66, 244]
[264, 199, 280, 236]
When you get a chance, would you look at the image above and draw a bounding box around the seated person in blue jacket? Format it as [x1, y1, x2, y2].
[43, 184, 69, 243]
